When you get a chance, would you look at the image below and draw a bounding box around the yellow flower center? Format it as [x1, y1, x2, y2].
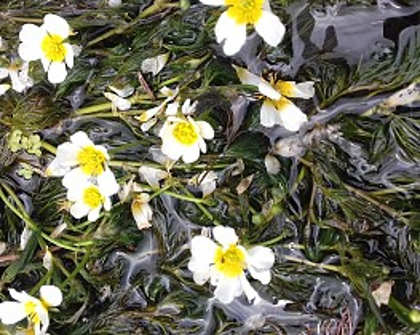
[41, 34, 67, 62]
[225, 0, 264, 24]
[172, 121, 198, 145]
[214, 244, 246, 278]
[83, 186, 104, 209]
[275, 81, 295, 97]
[24, 301, 41, 325]
[76, 146, 106, 176]
[272, 96, 292, 111]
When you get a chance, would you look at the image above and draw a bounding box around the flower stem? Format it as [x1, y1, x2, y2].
[86, 0, 178, 48]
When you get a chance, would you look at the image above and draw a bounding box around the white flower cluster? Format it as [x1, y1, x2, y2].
[46, 131, 120, 222]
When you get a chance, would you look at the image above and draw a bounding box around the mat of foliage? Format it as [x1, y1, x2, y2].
[0, 0, 420, 334]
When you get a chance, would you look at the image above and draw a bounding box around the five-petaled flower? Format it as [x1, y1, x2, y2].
[188, 226, 275, 304]
[0, 285, 62, 335]
[66, 181, 116, 222]
[159, 102, 214, 163]
[234, 65, 315, 132]
[200, 0, 285, 55]
[18, 14, 74, 83]
[46, 131, 119, 194]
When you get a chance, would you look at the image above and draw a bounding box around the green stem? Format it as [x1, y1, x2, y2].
[61, 249, 91, 288]
[0, 186, 85, 252]
[86, 1, 178, 47]
[74, 95, 152, 115]
[283, 255, 341, 273]
[41, 141, 57, 154]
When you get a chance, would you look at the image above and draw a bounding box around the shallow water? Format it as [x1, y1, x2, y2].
[1, 0, 420, 334]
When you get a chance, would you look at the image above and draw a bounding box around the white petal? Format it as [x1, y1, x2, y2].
[0, 84, 10, 95]
[64, 43, 74, 69]
[165, 101, 179, 116]
[97, 168, 120, 196]
[70, 202, 90, 219]
[247, 246, 275, 271]
[213, 226, 238, 247]
[200, 0, 224, 5]
[40, 285, 62, 307]
[43, 14, 70, 39]
[193, 270, 210, 285]
[264, 154, 280, 175]
[233, 65, 261, 86]
[0, 301, 26, 324]
[40, 54, 50, 72]
[196, 121, 214, 139]
[0, 68, 9, 80]
[66, 183, 84, 202]
[48, 62, 67, 84]
[260, 100, 278, 128]
[141, 53, 169, 76]
[139, 105, 161, 122]
[278, 100, 308, 132]
[9, 288, 32, 303]
[214, 277, 242, 304]
[55, 142, 79, 167]
[109, 84, 134, 98]
[9, 70, 25, 93]
[62, 167, 89, 189]
[19, 24, 43, 44]
[88, 207, 101, 222]
[248, 266, 271, 285]
[259, 80, 281, 100]
[255, 10, 285, 47]
[215, 12, 247, 56]
[18, 42, 42, 61]
[291, 81, 315, 99]
[182, 144, 201, 163]
[103, 196, 112, 211]
[132, 198, 153, 230]
[239, 274, 261, 304]
[70, 131, 93, 147]
[189, 235, 217, 269]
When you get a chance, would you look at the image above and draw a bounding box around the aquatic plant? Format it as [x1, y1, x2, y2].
[0, 0, 419, 334]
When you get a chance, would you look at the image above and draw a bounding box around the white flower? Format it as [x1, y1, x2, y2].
[0, 285, 62, 335]
[131, 193, 153, 230]
[201, 0, 285, 55]
[159, 115, 214, 163]
[67, 181, 116, 222]
[104, 84, 134, 111]
[18, 14, 74, 84]
[234, 65, 314, 132]
[46, 131, 119, 193]
[0, 61, 33, 93]
[188, 226, 275, 304]
[141, 53, 170, 76]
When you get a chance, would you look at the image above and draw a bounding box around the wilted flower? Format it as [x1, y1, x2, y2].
[141, 53, 170, 76]
[159, 114, 214, 163]
[138, 166, 169, 189]
[66, 181, 117, 222]
[131, 193, 153, 230]
[188, 226, 275, 304]
[46, 131, 119, 193]
[0, 60, 33, 93]
[18, 14, 74, 83]
[234, 65, 314, 132]
[200, 0, 285, 55]
[104, 84, 134, 111]
[136, 86, 179, 132]
[189, 171, 218, 197]
[0, 285, 62, 335]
